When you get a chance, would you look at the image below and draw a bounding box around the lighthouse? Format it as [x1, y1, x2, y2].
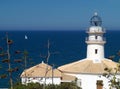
[58, 12, 120, 89]
[86, 12, 106, 63]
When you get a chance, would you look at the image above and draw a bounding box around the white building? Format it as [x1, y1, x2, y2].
[21, 61, 62, 85]
[21, 61, 76, 85]
[58, 13, 120, 89]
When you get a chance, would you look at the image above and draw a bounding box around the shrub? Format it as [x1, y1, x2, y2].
[13, 82, 81, 89]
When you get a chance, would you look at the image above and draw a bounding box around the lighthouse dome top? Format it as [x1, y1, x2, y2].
[90, 12, 102, 26]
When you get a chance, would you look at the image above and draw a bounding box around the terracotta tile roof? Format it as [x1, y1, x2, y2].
[21, 61, 62, 77]
[61, 73, 76, 81]
[58, 59, 119, 74]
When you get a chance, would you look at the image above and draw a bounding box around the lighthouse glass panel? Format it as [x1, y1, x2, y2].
[90, 14, 102, 26]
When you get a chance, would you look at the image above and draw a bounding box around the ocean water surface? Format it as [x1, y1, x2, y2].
[0, 30, 120, 87]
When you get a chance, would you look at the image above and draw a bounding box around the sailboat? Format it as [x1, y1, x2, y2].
[25, 35, 28, 40]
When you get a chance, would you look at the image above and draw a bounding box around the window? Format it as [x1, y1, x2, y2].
[95, 36, 98, 39]
[95, 49, 98, 54]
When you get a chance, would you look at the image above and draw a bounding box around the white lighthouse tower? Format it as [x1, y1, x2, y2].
[86, 12, 106, 63]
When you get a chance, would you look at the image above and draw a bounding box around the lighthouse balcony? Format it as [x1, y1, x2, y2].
[86, 29, 106, 34]
[85, 38, 106, 44]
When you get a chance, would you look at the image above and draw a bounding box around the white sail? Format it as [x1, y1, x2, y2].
[25, 35, 28, 39]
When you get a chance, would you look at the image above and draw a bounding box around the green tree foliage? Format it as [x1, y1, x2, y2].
[59, 82, 81, 89]
[103, 66, 120, 89]
[103, 50, 120, 89]
[13, 82, 81, 89]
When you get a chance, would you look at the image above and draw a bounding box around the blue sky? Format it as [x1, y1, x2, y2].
[0, 0, 120, 30]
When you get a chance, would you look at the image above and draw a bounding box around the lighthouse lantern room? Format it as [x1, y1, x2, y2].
[86, 12, 106, 63]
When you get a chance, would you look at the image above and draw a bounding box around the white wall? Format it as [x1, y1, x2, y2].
[21, 73, 120, 89]
[89, 26, 103, 33]
[76, 74, 109, 89]
[87, 44, 104, 62]
[65, 73, 120, 89]
[21, 77, 61, 85]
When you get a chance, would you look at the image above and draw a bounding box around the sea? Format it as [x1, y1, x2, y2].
[0, 30, 120, 88]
